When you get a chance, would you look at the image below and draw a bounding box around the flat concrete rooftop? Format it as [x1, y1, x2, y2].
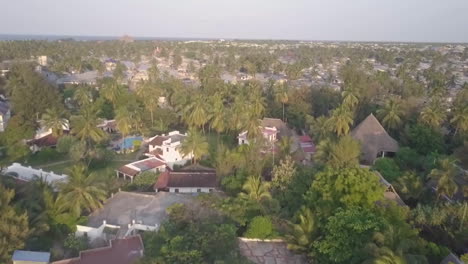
[87, 191, 195, 228]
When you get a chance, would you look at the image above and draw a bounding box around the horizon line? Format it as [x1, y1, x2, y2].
[1, 33, 467, 45]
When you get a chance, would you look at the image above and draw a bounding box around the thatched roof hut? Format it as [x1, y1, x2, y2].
[351, 113, 399, 164]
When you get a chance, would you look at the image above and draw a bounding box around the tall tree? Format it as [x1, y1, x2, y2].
[136, 81, 160, 126]
[183, 94, 210, 132]
[178, 129, 209, 164]
[428, 158, 459, 199]
[377, 97, 404, 130]
[286, 207, 316, 255]
[275, 83, 289, 121]
[451, 104, 468, 135]
[57, 165, 107, 217]
[327, 105, 354, 137]
[0, 184, 29, 263]
[419, 102, 446, 129]
[41, 108, 68, 137]
[71, 107, 107, 144]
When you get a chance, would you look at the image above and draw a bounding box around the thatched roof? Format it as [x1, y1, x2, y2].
[351, 114, 399, 164]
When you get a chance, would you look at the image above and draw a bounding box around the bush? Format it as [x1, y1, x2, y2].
[57, 135, 78, 154]
[126, 171, 159, 191]
[64, 234, 88, 257]
[373, 158, 401, 182]
[244, 216, 275, 239]
[395, 147, 421, 170]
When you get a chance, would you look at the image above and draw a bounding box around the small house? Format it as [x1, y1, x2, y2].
[116, 157, 166, 182]
[146, 131, 193, 168]
[154, 165, 217, 193]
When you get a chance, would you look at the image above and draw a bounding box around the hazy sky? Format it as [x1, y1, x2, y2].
[1, 0, 468, 42]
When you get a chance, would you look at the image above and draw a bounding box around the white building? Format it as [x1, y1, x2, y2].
[238, 126, 278, 145]
[37, 55, 48, 66]
[116, 157, 166, 182]
[154, 165, 217, 193]
[2, 163, 68, 189]
[146, 131, 193, 168]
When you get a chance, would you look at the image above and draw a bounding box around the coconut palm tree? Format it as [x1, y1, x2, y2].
[328, 135, 361, 169]
[394, 171, 424, 202]
[100, 78, 124, 108]
[314, 139, 334, 165]
[239, 175, 271, 202]
[136, 81, 160, 126]
[178, 129, 209, 164]
[377, 97, 405, 130]
[41, 108, 68, 137]
[275, 83, 289, 121]
[209, 94, 226, 139]
[243, 114, 262, 140]
[327, 105, 354, 137]
[115, 107, 133, 152]
[419, 103, 446, 129]
[71, 107, 107, 144]
[451, 104, 468, 135]
[278, 136, 293, 158]
[184, 94, 210, 133]
[57, 165, 107, 217]
[342, 87, 359, 110]
[429, 158, 459, 199]
[286, 207, 316, 254]
[73, 87, 93, 106]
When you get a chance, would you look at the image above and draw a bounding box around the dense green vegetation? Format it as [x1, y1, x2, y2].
[0, 39, 467, 263]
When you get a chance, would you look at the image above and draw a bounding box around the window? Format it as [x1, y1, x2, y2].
[197, 189, 201, 193]
[241, 140, 245, 144]
[167, 148, 169, 152]
[174, 189, 179, 193]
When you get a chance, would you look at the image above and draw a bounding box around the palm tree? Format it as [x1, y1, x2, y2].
[243, 114, 262, 140]
[73, 87, 93, 106]
[178, 129, 209, 164]
[429, 158, 459, 199]
[377, 98, 404, 130]
[314, 139, 334, 165]
[309, 116, 331, 142]
[451, 104, 468, 135]
[328, 135, 361, 169]
[342, 87, 359, 110]
[41, 108, 68, 137]
[419, 103, 446, 129]
[209, 94, 226, 139]
[57, 165, 107, 217]
[136, 81, 160, 126]
[250, 86, 266, 118]
[286, 207, 316, 254]
[327, 105, 354, 137]
[394, 171, 424, 202]
[239, 175, 271, 202]
[71, 107, 107, 144]
[278, 136, 293, 157]
[100, 78, 124, 108]
[275, 83, 289, 121]
[115, 107, 133, 152]
[183, 94, 210, 133]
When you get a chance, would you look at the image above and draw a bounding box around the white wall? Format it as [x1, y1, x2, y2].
[169, 187, 213, 193]
[2, 163, 68, 187]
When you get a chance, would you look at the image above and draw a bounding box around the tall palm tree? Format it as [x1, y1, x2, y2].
[178, 129, 209, 164]
[275, 83, 289, 121]
[209, 94, 226, 139]
[115, 107, 133, 152]
[57, 165, 107, 217]
[278, 136, 293, 157]
[377, 98, 404, 130]
[419, 103, 446, 129]
[183, 94, 210, 133]
[286, 207, 316, 254]
[326, 105, 354, 137]
[250, 90, 266, 118]
[314, 139, 334, 165]
[342, 87, 359, 110]
[243, 114, 262, 140]
[100, 78, 124, 108]
[41, 108, 68, 137]
[239, 175, 271, 202]
[71, 107, 107, 144]
[328, 135, 361, 169]
[136, 81, 160, 126]
[451, 104, 468, 135]
[429, 158, 459, 199]
[73, 87, 93, 106]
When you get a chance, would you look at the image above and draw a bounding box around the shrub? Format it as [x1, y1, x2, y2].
[244, 216, 275, 239]
[373, 158, 401, 182]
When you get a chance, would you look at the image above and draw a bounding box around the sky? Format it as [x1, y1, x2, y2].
[1, 0, 468, 43]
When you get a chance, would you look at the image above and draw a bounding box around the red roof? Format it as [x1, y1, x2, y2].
[299, 135, 312, 143]
[117, 166, 139, 177]
[29, 134, 59, 147]
[148, 136, 168, 147]
[52, 235, 143, 264]
[154, 168, 217, 190]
